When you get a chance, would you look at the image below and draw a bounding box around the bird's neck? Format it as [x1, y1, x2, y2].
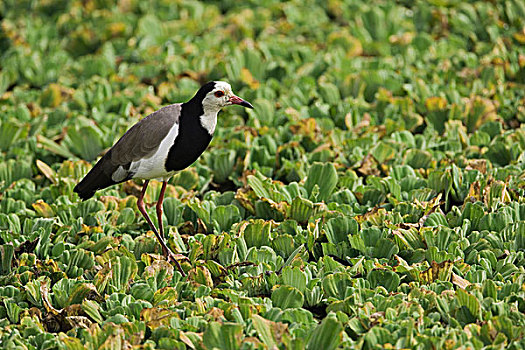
[182, 99, 219, 135]
[200, 108, 218, 135]
[165, 102, 214, 172]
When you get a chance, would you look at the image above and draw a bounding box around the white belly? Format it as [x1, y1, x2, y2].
[131, 121, 179, 181]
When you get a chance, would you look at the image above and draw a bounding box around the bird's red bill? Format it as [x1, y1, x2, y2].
[229, 95, 254, 109]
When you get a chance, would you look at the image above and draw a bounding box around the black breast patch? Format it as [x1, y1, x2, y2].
[165, 103, 213, 172]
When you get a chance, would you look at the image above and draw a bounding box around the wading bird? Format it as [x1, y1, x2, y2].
[74, 81, 253, 276]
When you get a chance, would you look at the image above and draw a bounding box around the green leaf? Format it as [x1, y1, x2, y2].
[61, 248, 96, 279]
[37, 135, 77, 159]
[68, 283, 99, 306]
[279, 244, 307, 273]
[202, 322, 243, 350]
[271, 285, 304, 309]
[306, 313, 343, 350]
[371, 142, 395, 164]
[209, 149, 237, 183]
[63, 122, 105, 161]
[325, 216, 358, 244]
[0, 160, 33, 191]
[367, 269, 400, 292]
[81, 300, 104, 324]
[319, 82, 341, 105]
[247, 174, 271, 199]
[405, 149, 433, 169]
[4, 299, 22, 323]
[251, 99, 275, 126]
[272, 234, 297, 258]
[212, 205, 241, 232]
[456, 288, 481, 321]
[242, 219, 272, 248]
[484, 142, 511, 167]
[0, 120, 23, 152]
[170, 168, 199, 190]
[163, 197, 183, 226]
[304, 162, 338, 202]
[109, 255, 138, 293]
[0, 244, 14, 275]
[288, 196, 317, 223]
[281, 266, 308, 293]
[322, 273, 352, 300]
[251, 315, 278, 348]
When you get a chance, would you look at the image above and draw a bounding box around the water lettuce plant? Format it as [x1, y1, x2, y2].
[1, 0, 524, 348]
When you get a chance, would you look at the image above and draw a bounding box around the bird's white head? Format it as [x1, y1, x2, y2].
[195, 81, 254, 134]
[200, 81, 254, 114]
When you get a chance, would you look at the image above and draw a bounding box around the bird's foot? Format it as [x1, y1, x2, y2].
[164, 248, 187, 277]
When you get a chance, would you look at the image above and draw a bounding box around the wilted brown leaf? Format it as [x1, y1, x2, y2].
[419, 260, 453, 284]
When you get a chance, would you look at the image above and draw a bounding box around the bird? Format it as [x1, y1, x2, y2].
[74, 81, 254, 276]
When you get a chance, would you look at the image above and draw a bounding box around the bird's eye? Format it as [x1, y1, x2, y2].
[214, 91, 225, 98]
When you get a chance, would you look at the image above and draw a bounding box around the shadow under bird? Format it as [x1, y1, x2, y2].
[74, 81, 254, 276]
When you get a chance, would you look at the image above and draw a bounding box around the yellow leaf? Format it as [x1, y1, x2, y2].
[327, 30, 363, 57]
[513, 32, 525, 44]
[32, 200, 55, 218]
[156, 81, 172, 99]
[466, 159, 487, 174]
[240, 68, 259, 89]
[180, 332, 199, 349]
[425, 96, 447, 111]
[389, 32, 414, 45]
[40, 279, 60, 315]
[40, 83, 62, 108]
[153, 287, 178, 307]
[36, 159, 57, 184]
[189, 265, 214, 288]
[419, 260, 453, 284]
[107, 22, 126, 36]
[451, 272, 471, 289]
[519, 54, 525, 68]
[140, 308, 177, 329]
[235, 187, 257, 214]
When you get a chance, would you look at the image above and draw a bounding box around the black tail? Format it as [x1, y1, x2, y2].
[74, 159, 118, 200]
[73, 181, 96, 200]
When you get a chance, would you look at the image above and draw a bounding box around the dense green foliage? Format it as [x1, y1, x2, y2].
[1, 0, 525, 348]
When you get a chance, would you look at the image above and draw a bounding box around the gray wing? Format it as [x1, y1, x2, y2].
[109, 103, 181, 164]
[73, 104, 181, 199]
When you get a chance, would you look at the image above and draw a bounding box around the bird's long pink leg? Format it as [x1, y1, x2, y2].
[156, 181, 167, 241]
[137, 180, 186, 276]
